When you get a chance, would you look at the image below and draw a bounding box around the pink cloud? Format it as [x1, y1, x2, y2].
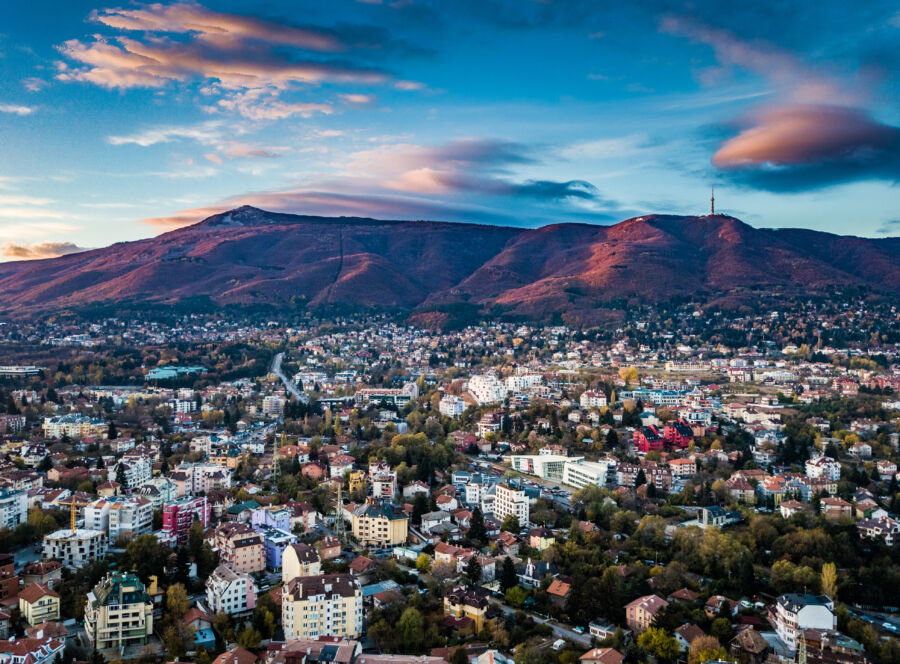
[2, 241, 90, 260]
[713, 105, 898, 168]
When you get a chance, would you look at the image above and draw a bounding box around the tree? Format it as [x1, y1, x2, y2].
[501, 514, 521, 533]
[397, 607, 425, 654]
[500, 556, 518, 591]
[637, 627, 680, 663]
[821, 562, 838, 600]
[431, 560, 458, 584]
[505, 586, 528, 607]
[469, 506, 487, 543]
[166, 583, 190, 618]
[38, 455, 52, 472]
[416, 553, 432, 573]
[710, 618, 733, 641]
[115, 462, 128, 489]
[465, 556, 483, 585]
[237, 626, 261, 649]
[688, 636, 729, 664]
[606, 428, 619, 448]
[635, 469, 646, 487]
[107, 422, 118, 440]
[450, 649, 468, 664]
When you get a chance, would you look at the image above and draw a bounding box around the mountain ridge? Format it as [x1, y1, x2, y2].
[1, 208, 898, 322]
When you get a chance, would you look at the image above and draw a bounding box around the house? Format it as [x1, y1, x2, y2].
[212, 523, 266, 575]
[820, 498, 853, 523]
[780, 500, 805, 519]
[634, 426, 664, 453]
[0, 634, 64, 664]
[18, 584, 59, 626]
[579, 649, 623, 664]
[805, 456, 841, 481]
[350, 499, 409, 548]
[706, 595, 738, 618]
[21, 562, 62, 589]
[318, 535, 341, 560]
[517, 558, 555, 588]
[772, 594, 836, 651]
[494, 531, 520, 556]
[547, 578, 571, 607]
[730, 625, 771, 664]
[625, 595, 668, 635]
[674, 624, 706, 653]
[528, 527, 554, 551]
[856, 516, 900, 546]
[667, 588, 700, 604]
[443, 585, 502, 633]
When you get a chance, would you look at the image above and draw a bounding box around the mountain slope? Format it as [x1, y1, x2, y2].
[0, 206, 898, 319]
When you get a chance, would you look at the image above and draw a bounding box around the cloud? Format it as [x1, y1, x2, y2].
[22, 78, 49, 92]
[108, 121, 225, 146]
[876, 219, 900, 235]
[1, 241, 91, 260]
[55, 2, 411, 121]
[0, 103, 35, 116]
[92, 3, 342, 52]
[713, 104, 900, 190]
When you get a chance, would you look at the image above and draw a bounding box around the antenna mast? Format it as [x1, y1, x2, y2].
[710, 186, 715, 215]
[334, 483, 346, 543]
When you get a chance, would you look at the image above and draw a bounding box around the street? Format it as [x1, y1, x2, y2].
[498, 604, 592, 647]
[271, 352, 308, 403]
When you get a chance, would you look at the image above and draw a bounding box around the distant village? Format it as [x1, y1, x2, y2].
[0, 298, 897, 664]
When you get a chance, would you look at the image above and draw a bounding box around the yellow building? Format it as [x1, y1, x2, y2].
[348, 471, 367, 496]
[281, 542, 322, 584]
[443, 585, 501, 633]
[84, 572, 154, 650]
[350, 499, 408, 548]
[282, 574, 362, 639]
[18, 583, 60, 626]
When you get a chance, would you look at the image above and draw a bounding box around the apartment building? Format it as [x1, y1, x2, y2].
[42, 415, 108, 440]
[84, 572, 154, 650]
[625, 595, 669, 635]
[162, 496, 210, 545]
[350, 500, 409, 548]
[212, 523, 265, 575]
[42, 529, 108, 568]
[772, 594, 836, 651]
[206, 565, 257, 617]
[84, 496, 153, 541]
[443, 585, 502, 633]
[493, 484, 529, 528]
[0, 489, 27, 529]
[282, 543, 322, 584]
[282, 574, 363, 640]
[18, 583, 59, 626]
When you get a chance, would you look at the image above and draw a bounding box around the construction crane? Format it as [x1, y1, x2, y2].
[59, 496, 91, 534]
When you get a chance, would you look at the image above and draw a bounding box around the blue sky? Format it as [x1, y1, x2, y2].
[1, 0, 898, 259]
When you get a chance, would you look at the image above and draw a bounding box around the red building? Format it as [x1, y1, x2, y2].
[634, 426, 664, 453]
[663, 419, 694, 449]
[162, 496, 209, 545]
[0, 553, 18, 602]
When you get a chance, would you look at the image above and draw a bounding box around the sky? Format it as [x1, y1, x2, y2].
[1, 0, 899, 259]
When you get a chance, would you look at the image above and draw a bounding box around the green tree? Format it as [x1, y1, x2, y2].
[505, 586, 528, 607]
[465, 556, 483, 585]
[637, 627, 680, 663]
[821, 562, 838, 600]
[115, 462, 128, 489]
[501, 514, 521, 533]
[416, 553, 432, 573]
[237, 626, 261, 649]
[469, 507, 487, 543]
[500, 556, 518, 591]
[397, 607, 425, 654]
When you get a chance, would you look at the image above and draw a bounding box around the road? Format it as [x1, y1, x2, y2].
[498, 604, 592, 646]
[271, 352, 308, 403]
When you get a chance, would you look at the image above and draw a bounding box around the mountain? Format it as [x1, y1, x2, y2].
[1, 206, 898, 322]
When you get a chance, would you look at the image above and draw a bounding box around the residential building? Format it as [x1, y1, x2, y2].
[562, 460, 609, 489]
[772, 594, 836, 651]
[42, 415, 107, 440]
[350, 500, 409, 548]
[84, 572, 154, 650]
[42, 529, 108, 568]
[0, 554, 17, 602]
[467, 374, 506, 405]
[162, 496, 209, 545]
[206, 565, 257, 617]
[212, 523, 265, 575]
[439, 395, 466, 418]
[443, 585, 502, 633]
[805, 456, 841, 481]
[493, 484, 529, 527]
[111, 458, 151, 490]
[84, 496, 153, 541]
[282, 543, 322, 583]
[18, 584, 59, 626]
[580, 391, 608, 409]
[0, 634, 64, 664]
[282, 574, 363, 640]
[625, 595, 669, 635]
[0, 490, 27, 530]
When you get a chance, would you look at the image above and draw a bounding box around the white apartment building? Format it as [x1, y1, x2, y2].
[43, 529, 108, 568]
[112, 458, 151, 489]
[580, 391, 608, 409]
[493, 483, 529, 527]
[170, 399, 196, 414]
[506, 373, 543, 392]
[508, 455, 581, 482]
[439, 394, 466, 418]
[467, 374, 507, 405]
[135, 477, 177, 509]
[206, 565, 257, 617]
[263, 396, 286, 416]
[42, 414, 108, 440]
[562, 460, 610, 489]
[0, 489, 27, 529]
[84, 496, 153, 541]
[805, 456, 841, 481]
[773, 594, 836, 651]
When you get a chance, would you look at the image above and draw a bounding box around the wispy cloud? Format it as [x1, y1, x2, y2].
[0, 103, 35, 115]
[1, 241, 90, 260]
